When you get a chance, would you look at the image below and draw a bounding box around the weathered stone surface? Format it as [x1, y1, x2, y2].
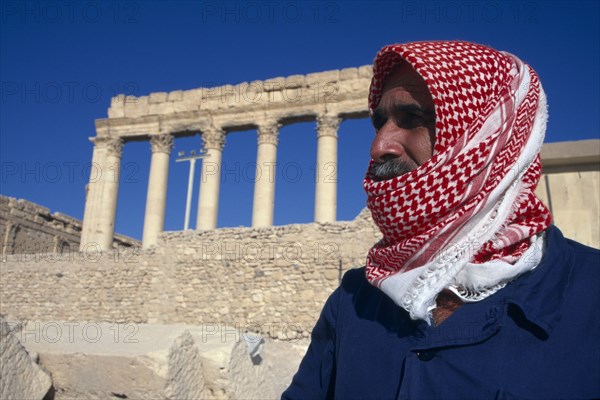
[228, 335, 307, 399]
[0, 195, 139, 257]
[0, 317, 52, 400]
[18, 322, 307, 399]
[358, 65, 373, 78]
[162, 330, 205, 399]
[339, 67, 358, 80]
[284, 75, 304, 88]
[104, 66, 373, 139]
[148, 92, 168, 104]
[306, 70, 340, 85]
[18, 322, 222, 399]
[167, 90, 183, 102]
[1, 208, 383, 338]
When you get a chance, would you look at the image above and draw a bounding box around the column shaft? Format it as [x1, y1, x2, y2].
[314, 115, 340, 223]
[196, 128, 225, 230]
[80, 137, 124, 251]
[80, 142, 106, 250]
[142, 134, 174, 248]
[252, 122, 279, 227]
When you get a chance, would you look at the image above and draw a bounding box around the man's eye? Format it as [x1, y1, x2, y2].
[371, 116, 386, 131]
[397, 114, 429, 129]
[371, 111, 433, 132]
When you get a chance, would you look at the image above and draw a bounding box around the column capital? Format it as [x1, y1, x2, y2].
[150, 134, 174, 154]
[91, 137, 125, 158]
[257, 121, 280, 146]
[316, 115, 341, 139]
[202, 127, 226, 151]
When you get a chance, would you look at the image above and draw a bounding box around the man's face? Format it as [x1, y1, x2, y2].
[369, 62, 436, 181]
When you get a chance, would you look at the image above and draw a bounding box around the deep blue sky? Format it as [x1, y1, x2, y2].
[1, 0, 599, 240]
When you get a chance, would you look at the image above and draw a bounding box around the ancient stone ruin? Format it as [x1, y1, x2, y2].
[80, 66, 372, 250]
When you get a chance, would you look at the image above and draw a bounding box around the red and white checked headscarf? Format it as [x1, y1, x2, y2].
[364, 41, 552, 322]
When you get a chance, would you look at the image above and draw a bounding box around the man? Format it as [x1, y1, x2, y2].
[282, 41, 600, 399]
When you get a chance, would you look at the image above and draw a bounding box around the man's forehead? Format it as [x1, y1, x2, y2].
[382, 62, 430, 94]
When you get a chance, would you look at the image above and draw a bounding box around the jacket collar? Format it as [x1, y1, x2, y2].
[403, 226, 575, 347]
[500, 225, 574, 336]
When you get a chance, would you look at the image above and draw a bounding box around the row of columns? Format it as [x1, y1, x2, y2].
[79, 114, 342, 251]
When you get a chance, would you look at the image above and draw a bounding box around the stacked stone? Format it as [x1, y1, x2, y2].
[0, 195, 138, 257]
[2, 210, 381, 338]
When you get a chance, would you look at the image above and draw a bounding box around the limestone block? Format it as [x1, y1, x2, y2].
[148, 103, 171, 115]
[20, 322, 224, 399]
[17, 322, 309, 399]
[306, 70, 340, 85]
[149, 92, 168, 104]
[199, 97, 221, 112]
[347, 80, 370, 93]
[324, 269, 338, 281]
[542, 170, 600, 248]
[358, 65, 373, 78]
[108, 96, 126, 118]
[0, 317, 52, 400]
[164, 101, 191, 114]
[264, 77, 286, 91]
[14, 203, 50, 215]
[124, 95, 140, 105]
[182, 88, 204, 102]
[107, 108, 126, 118]
[284, 75, 304, 88]
[124, 97, 149, 118]
[227, 335, 308, 399]
[267, 90, 284, 104]
[339, 67, 358, 80]
[167, 90, 183, 102]
[162, 330, 205, 399]
[109, 94, 125, 110]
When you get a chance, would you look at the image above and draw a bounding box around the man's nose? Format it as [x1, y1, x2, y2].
[370, 121, 409, 163]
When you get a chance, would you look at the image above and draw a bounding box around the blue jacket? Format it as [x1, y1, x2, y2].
[282, 226, 600, 399]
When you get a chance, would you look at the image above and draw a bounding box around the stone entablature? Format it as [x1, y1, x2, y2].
[0, 195, 139, 257]
[103, 66, 373, 135]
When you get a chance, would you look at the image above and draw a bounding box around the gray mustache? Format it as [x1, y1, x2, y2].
[369, 158, 416, 181]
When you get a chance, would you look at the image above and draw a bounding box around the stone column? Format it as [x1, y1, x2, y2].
[252, 121, 280, 227]
[196, 127, 225, 230]
[142, 134, 174, 249]
[80, 137, 124, 251]
[314, 115, 340, 223]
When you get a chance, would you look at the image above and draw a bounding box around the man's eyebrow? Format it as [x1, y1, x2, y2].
[390, 103, 434, 116]
[372, 103, 435, 119]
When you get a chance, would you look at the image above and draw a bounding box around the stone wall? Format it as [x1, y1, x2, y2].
[0, 195, 139, 257]
[0, 209, 382, 338]
[537, 139, 600, 249]
[147, 208, 381, 335]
